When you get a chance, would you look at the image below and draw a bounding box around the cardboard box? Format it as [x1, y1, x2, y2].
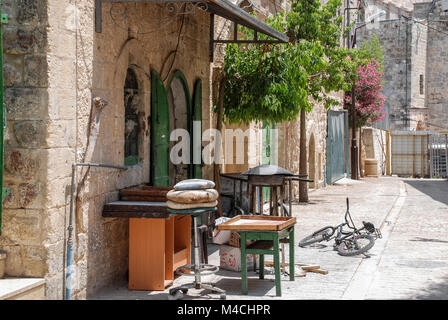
[219, 244, 259, 272]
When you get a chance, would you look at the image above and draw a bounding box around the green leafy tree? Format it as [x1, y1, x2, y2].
[222, 0, 357, 202]
[357, 34, 384, 71]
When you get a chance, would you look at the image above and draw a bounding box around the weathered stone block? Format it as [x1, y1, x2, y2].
[3, 53, 24, 86]
[46, 148, 75, 179]
[23, 55, 48, 87]
[0, 209, 42, 245]
[13, 120, 46, 148]
[2, 245, 24, 276]
[5, 87, 48, 120]
[4, 149, 44, 181]
[17, 0, 47, 25]
[44, 240, 65, 275]
[3, 26, 47, 55]
[3, 181, 44, 209]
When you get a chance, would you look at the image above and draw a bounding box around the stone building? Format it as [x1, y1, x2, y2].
[0, 0, 350, 300]
[357, 0, 448, 131]
[0, 0, 290, 299]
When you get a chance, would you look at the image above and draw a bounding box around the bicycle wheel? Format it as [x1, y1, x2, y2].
[299, 227, 334, 247]
[337, 234, 375, 256]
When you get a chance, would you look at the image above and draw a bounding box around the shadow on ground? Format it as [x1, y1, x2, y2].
[404, 179, 448, 206]
[411, 274, 448, 300]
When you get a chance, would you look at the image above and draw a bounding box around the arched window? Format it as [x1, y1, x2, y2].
[124, 68, 140, 166]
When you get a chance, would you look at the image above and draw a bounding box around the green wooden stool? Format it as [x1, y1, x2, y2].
[240, 226, 295, 297]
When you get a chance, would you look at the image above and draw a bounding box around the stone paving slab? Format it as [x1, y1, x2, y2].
[90, 177, 448, 300]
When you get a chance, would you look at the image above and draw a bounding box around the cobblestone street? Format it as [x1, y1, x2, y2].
[92, 177, 448, 300]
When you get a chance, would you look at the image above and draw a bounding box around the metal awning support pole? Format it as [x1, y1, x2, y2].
[65, 162, 127, 300]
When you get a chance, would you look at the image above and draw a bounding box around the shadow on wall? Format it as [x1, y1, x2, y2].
[403, 179, 448, 206]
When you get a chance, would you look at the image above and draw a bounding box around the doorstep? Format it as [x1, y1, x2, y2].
[0, 278, 46, 300]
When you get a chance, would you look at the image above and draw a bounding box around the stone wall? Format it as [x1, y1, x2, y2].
[1, 0, 51, 288]
[358, 18, 413, 130]
[425, 1, 448, 130]
[1, 0, 214, 299]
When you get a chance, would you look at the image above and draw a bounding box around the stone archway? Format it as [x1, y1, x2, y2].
[309, 133, 316, 189]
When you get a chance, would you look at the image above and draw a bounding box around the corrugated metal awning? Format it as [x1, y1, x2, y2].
[205, 0, 288, 42]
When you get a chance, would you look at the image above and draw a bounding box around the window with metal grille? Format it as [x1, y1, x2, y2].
[124, 68, 140, 166]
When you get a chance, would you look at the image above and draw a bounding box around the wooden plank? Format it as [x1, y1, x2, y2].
[386, 130, 391, 176]
[165, 217, 174, 281]
[102, 201, 171, 218]
[173, 248, 189, 271]
[264, 261, 328, 274]
[129, 218, 166, 291]
[217, 215, 296, 231]
[102, 211, 173, 219]
[413, 135, 415, 177]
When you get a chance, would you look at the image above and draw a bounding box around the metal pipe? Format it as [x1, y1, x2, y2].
[65, 162, 127, 300]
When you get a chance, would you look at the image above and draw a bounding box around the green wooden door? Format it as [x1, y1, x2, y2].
[151, 70, 170, 187]
[192, 79, 202, 179]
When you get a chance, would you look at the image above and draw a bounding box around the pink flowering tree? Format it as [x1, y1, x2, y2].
[345, 58, 387, 127]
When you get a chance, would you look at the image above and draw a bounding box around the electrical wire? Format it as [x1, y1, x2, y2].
[161, 5, 186, 81]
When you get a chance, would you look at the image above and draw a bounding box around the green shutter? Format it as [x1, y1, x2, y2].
[150, 70, 170, 187]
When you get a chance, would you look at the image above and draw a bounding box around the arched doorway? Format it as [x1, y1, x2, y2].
[167, 71, 192, 185]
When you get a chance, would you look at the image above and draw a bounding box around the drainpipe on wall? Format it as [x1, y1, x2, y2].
[65, 163, 127, 300]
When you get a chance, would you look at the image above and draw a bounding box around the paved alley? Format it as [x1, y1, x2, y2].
[91, 177, 448, 300]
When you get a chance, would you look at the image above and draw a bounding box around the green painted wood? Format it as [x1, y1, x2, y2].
[289, 229, 294, 281]
[241, 232, 248, 295]
[273, 233, 281, 296]
[192, 79, 202, 179]
[239, 227, 294, 297]
[150, 70, 170, 187]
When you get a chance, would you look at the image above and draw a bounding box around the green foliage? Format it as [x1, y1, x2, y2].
[357, 34, 384, 70]
[222, 0, 357, 125]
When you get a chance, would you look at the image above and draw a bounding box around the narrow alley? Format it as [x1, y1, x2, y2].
[92, 177, 448, 300]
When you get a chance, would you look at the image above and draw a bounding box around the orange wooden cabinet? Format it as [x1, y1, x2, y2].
[128, 216, 191, 291]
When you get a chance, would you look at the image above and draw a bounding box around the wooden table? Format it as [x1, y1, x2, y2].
[217, 215, 296, 296]
[103, 200, 191, 291]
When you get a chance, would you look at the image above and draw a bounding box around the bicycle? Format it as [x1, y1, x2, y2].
[299, 197, 382, 256]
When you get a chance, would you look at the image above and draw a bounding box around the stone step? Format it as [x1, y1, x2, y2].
[0, 278, 45, 300]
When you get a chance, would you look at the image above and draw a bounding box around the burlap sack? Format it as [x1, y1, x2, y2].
[166, 200, 218, 210]
[166, 189, 219, 203]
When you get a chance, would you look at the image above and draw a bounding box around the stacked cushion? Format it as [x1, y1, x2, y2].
[166, 179, 218, 210]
